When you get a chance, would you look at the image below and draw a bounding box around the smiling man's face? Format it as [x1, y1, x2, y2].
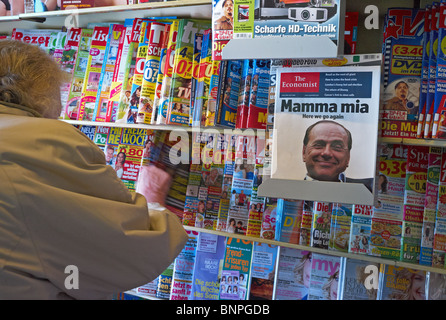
[302, 122, 351, 181]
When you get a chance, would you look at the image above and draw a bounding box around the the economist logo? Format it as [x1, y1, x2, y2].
[280, 72, 320, 94]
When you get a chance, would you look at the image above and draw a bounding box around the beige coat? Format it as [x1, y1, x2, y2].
[0, 102, 188, 299]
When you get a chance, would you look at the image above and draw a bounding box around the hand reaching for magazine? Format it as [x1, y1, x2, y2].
[136, 165, 173, 207]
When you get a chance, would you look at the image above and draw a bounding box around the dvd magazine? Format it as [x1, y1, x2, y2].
[271, 58, 381, 205]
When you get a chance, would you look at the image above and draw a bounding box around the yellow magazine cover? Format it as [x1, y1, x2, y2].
[137, 21, 170, 124]
[77, 26, 110, 121]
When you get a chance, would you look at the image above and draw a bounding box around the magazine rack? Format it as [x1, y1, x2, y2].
[222, 35, 343, 60]
[2, 0, 446, 295]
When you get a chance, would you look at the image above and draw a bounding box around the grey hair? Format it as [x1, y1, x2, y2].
[0, 39, 69, 119]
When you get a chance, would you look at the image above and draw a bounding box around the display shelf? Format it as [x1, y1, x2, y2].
[0, 15, 20, 22]
[17, 0, 212, 21]
[183, 225, 446, 275]
[0, 0, 212, 34]
[257, 178, 374, 206]
[380, 137, 446, 147]
[63, 120, 265, 137]
[222, 36, 344, 60]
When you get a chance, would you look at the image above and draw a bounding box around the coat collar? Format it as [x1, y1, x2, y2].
[0, 101, 43, 118]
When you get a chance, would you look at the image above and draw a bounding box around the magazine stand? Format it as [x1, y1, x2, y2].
[222, 36, 343, 60]
[3, 1, 446, 298]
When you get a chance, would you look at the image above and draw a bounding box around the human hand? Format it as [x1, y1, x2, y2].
[136, 165, 172, 206]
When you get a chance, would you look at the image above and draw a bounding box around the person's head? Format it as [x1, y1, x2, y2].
[198, 200, 205, 212]
[106, 145, 114, 161]
[394, 81, 408, 101]
[379, 174, 387, 192]
[221, 0, 233, 20]
[116, 151, 126, 164]
[302, 120, 352, 182]
[0, 39, 69, 119]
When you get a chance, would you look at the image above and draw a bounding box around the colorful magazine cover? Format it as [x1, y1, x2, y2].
[344, 11, 358, 54]
[93, 24, 126, 122]
[236, 59, 254, 129]
[207, 58, 222, 127]
[311, 201, 332, 249]
[93, 126, 110, 152]
[226, 134, 256, 235]
[308, 253, 342, 300]
[246, 134, 266, 237]
[189, 32, 204, 126]
[219, 237, 253, 300]
[115, 128, 147, 191]
[192, 30, 212, 127]
[124, 20, 151, 124]
[401, 145, 429, 263]
[103, 126, 123, 168]
[432, 1, 446, 139]
[420, 146, 442, 265]
[380, 7, 425, 139]
[155, 19, 180, 125]
[77, 26, 110, 121]
[11, 28, 55, 50]
[339, 258, 378, 300]
[183, 162, 203, 227]
[212, 0, 234, 60]
[275, 199, 303, 244]
[78, 26, 110, 121]
[170, 229, 198, 300]
[190, 233, 226, 300]
[272, 63, 381, 205]
[150, 23, 172, 125]
[59, 27, 83, 119]
[156, 262, 175, 299]
[252, 0, 343, 38]
[63, 28, 94, 120]
[183, 133, 205, 226]
[78, 125, 96, 141]
[166, 19, 211, 126]
[216, 133, 236, 231]
[260, 197, 278, 240]
[133, 277, 159, 299]
[114, 18, 144, 123]
[417, 5, 431, 139]
[246, 59, 270, 129]
[248, 242, 278, 300]
[348, 204, 372, 255]
[47, 30, 67, 61]
[137, 21, 169, 124]
[378, 265, 426, 300]
[192, 132, 224, 229]
[105, 19, 136, 122]
[329, 203, 352, 252]
[299, 201, 314, 246]
[215, 59, 242, 128]
[424, 3, 440, 139]
[433, 147, 446, 267]
[273, 247, 311, 300]
[201, 140, 225, 230]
